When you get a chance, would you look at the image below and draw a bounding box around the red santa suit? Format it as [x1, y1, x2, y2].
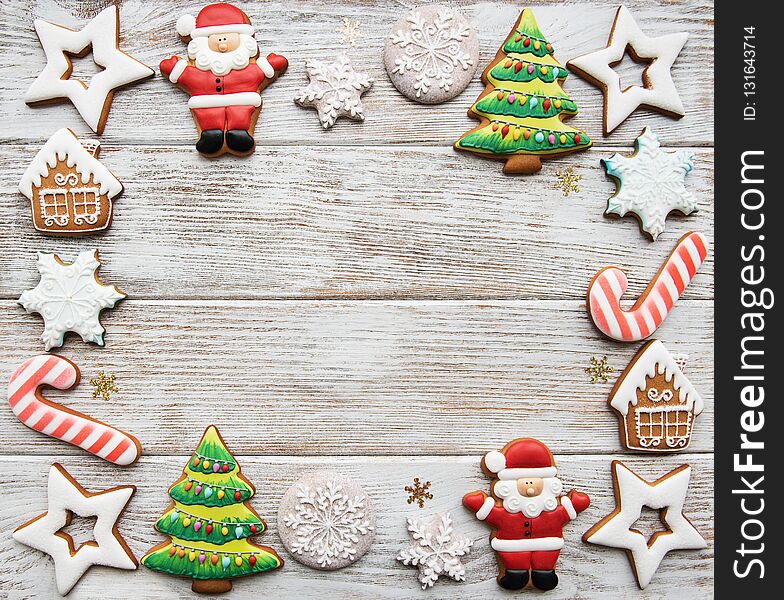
[463, 489, 589, 570]
[160, 56, 276, 132]
[159, 3, 286, 134]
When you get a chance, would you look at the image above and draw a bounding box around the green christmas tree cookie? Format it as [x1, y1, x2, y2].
[454, 8, 591, 175]
[142, 426, 282, 594]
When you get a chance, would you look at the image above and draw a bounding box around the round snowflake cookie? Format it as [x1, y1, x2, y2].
[384, 5, 479, 104]
[277, 472, 375, 570]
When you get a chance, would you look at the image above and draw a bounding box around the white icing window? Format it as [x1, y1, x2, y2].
[38, 173, 101, 227]
[635, 405, 693, 449]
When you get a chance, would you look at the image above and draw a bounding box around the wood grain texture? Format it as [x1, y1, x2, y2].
[1, 299, 713, 455]
[0, 454, 713, 599]
[0, 145, 714, 300]
[0, 0, 713, 147]
[0, 0, 713, 597]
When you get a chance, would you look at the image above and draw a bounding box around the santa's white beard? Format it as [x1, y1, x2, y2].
[494, 477, 564, 518]
[188, 34, 259, 76]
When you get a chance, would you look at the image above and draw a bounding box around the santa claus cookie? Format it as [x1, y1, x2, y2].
[160, 3, 288, 157]
[463, 438, 589, 591]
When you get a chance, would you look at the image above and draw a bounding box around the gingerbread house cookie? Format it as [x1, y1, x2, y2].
[19, 128, 122, 235]
[609, 340, 703, 452]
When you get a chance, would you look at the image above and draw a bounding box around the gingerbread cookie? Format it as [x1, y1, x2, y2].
[8, 354, 141, 465]
[142, 426, 282, 594]
[25, 6, 153, 134]
[603, 128, 696, 240]
[384, 5, 478, 104]
[19, 129, 123, 235]
[397, 512, 472, 589]
[454, 8, 590, 174]
[159, 3, 288, 156]
[583, 461, 706, 589]
[294, 55, 373, 128]
[278, 471, 375, 570]
[13, 463, 137, 595]
[586, 231, 709, 342]
[18, 249, 126, 351]
[566, 6, 688, 134]
[462, 438, 589, 591]
[609, 340, 703, 452]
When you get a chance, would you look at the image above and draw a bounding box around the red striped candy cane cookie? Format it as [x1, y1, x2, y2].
[587, 231, 709, 342]
[8, 355, 141, 465]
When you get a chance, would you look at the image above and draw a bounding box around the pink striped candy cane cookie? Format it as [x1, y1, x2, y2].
[8, 355, 141, 465]
[587, 231, 709, 342]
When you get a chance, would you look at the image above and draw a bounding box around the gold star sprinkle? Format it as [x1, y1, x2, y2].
[89, 371, 118, 401]
[405, 478, 433, 508]
[585, 356, 614, 384]
[554, 166, 582, 197]
[336, 18, 363, 47]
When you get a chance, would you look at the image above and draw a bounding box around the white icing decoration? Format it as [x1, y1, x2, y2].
[566, 6, 688, 134]
[282, 478, 374, 568]
[25, 6, 154, 134]
[12, 464, 137, 595]
[294, 55, 373, 129]
[583, 462, 706, 589]
[609, 340, 703, 416]
[188, 91, 261, 109]
[603, 127, 696, 240]
[18, 250, 126, 351]
[396, 512, 473, 589]
[389, 7, 475, 98]
[19, 128, 122, 201]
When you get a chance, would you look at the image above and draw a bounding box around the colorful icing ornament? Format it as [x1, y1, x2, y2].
[278, 471, 375, 570]
[384, 5, 479, 104]
[18, 129, 123, 236]
[567, 6, 688, 134]
[8, 354, 141, 465]
[18, 249, 126, 351]
[462, 438, 589, 591]
[609, 340, 703, 451]
[603, 127, 696, 240]
[586, 231, 709, 342]
[583, 462, 706, 589]
[397, 512, 472, 589]
[294, 55, 373, 129]
[142, 426, 282, 594]
[25, 6, 153, 134]
[12, 464, 137, 595]
[454, 8, 590, 174]
[159, 3, 288, 157]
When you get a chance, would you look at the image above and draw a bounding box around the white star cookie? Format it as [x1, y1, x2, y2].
[13, 464, 137, 595]
[583, 462, 707, 589]
[18, 250, 126, 351]
[567, 6, 688, 134]
[603, 127, 696, 240]
[397, 512, 472, 589]
[294, 55, 373, 128]
[26, 6, 153, 134]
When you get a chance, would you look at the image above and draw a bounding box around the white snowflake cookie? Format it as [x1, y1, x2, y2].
[603, 127, 696, 240]
[294, 55, 373, 128]
[18, 250, 126, 351]
[397, 512, 472, 589]
[384, 5, 478, 104]
[278, 472, 375, 570]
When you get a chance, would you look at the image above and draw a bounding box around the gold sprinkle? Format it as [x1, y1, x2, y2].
[585, 356, 614, 384]
[89, 371, 118, 401]
[554, 166, 582, 197]
[405, 478, 434, 508]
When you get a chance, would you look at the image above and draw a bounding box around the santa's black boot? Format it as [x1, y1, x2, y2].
[498, 569, 529, 590]
[196, 129, 224, 154]
[226, 129, 255, 153]
[531, 569, 559, 591]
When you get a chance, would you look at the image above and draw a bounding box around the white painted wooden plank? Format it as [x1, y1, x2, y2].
[0, 299, 713, 455]
[0, 454, 713, 599]
[0, 1, 713, 146]
[0, 145, 714, 300]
